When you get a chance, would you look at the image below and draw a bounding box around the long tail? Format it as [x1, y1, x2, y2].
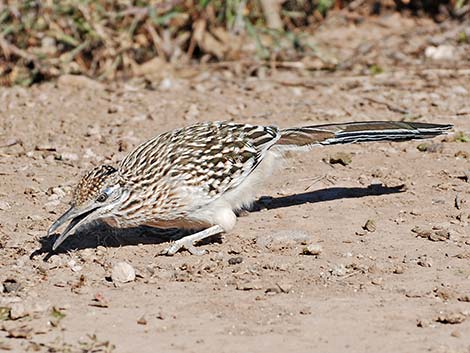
[275, 121, 452, 151]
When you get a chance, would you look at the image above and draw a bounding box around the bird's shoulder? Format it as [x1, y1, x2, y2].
[117, 121, 280, 198]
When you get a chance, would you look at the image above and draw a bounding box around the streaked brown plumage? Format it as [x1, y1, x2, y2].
[48, 120, 452, 255]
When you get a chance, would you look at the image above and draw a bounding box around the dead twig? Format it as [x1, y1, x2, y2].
[0, 34, 36, 62]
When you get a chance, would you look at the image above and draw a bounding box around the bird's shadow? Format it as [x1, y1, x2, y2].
[31, 183, 404, 261]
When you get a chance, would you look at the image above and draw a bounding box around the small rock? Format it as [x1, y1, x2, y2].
[329, 152, 352, 166]
[412, 226, 450, 242]
[29, 215, 42, 223]
[417, 318, 432, 327]
[3, 279, 21, 293]
[425, 45, 455, 61]
[451, 330, 461, 338]
[228, 256, 243, 265]
[429, 229, 450, 242]
[363, 219, 377, 232]
[417, 255, 433, 268]
[436, 312, 466, 324]
[111, 262, 136, 283]
[371, 277, 383, 285]
[393, 265, 405, 274]
[159, 78, 173, 91]
[137, 315, 147, 325]
[276, 282, 293, 293]
[61, 152, 79, 162]
[156, 312, 165, 320]
[330, 264, 347, 277]
[301, 244, 322, 256]
[434, 287, 455, 301]
[265, 286, 282, 295]
[0, 201, 11, 211]
[452, 86, 468, 95]
[417, 143, 444, 153]
[44, 200, 61, 213]
[458, 295, 470, 302]
[90, 293, 109, 308]
[6, 325, 33, 338]
[455, 150, 469, 159]
[9, 303, 28, 320]
[67, 260, 82, 272]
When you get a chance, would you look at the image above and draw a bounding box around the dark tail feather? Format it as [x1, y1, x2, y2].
[275, 121, 452, 151]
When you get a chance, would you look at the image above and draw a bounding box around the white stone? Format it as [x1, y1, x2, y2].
[111, 262, 136, 283]
[425, 45, 455, 61]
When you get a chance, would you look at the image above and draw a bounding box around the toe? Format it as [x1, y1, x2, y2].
[187, 244, 207, 256]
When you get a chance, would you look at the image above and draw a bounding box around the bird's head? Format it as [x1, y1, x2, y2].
[48, 164, 127, 251]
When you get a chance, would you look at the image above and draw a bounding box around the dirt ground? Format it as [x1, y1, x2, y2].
[1, 13, 470, 353]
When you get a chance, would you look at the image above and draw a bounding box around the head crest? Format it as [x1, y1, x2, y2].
[73, 165, 117, 206]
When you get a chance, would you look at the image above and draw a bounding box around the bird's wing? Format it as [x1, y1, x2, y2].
[118, 122, 280, 214]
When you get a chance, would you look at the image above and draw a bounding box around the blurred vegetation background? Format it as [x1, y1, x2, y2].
[0, 0, 468, 85]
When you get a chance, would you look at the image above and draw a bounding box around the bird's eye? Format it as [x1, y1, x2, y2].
[96, 193, 108, 203]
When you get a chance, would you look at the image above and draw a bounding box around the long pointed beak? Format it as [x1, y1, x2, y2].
[48, 205, 99, 251]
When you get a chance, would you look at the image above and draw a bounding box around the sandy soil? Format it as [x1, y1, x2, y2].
[1, 14, 470, 353]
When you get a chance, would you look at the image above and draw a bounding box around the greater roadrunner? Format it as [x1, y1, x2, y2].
[48, 121, 451, 255]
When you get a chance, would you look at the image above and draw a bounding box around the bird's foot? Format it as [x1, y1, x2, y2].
[159, 225, 225, 256]
[161, 238, 207, 256]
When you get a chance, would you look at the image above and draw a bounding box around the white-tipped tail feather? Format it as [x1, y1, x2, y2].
[275, 121, 452, 152]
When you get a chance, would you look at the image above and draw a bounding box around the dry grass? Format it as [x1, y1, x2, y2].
[0, 0, 467, 85]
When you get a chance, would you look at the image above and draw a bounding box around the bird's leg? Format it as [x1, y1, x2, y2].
[162, 225, 224, 256]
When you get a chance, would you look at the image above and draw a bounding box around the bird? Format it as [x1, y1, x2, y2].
[48, 120, 452, 255]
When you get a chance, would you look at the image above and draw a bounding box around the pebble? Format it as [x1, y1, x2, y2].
[363, 219, 377, 232]
[417, 255, 433, 268]
[228, 256, 243, 265]
[137, 315, 147, 325]
[436, 312, 466, 324]
[452, 86, 468, 95]
[61, 152, 79, 161]
[44, 200, 61, 213]
[276, 282, 293, 293]
[111, 262, 136, 283]
[458, 295, 470, 302]
[424, 45, 455, 61]
[329, 152, 352, 166]
[3, 279, 21, 293]
[159, 78, 173, 91]
[67, 259, 82, 272]
[0, 200, 11, 211]
[9, 302, 28, 320]
[29, 215, 43, 221]
[331, 264, 347, 277]
[393, 265, 405, 274]
[371, 277, 383, 285]
[417, 318, 432, 327]
[301, 244, 322, 256]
